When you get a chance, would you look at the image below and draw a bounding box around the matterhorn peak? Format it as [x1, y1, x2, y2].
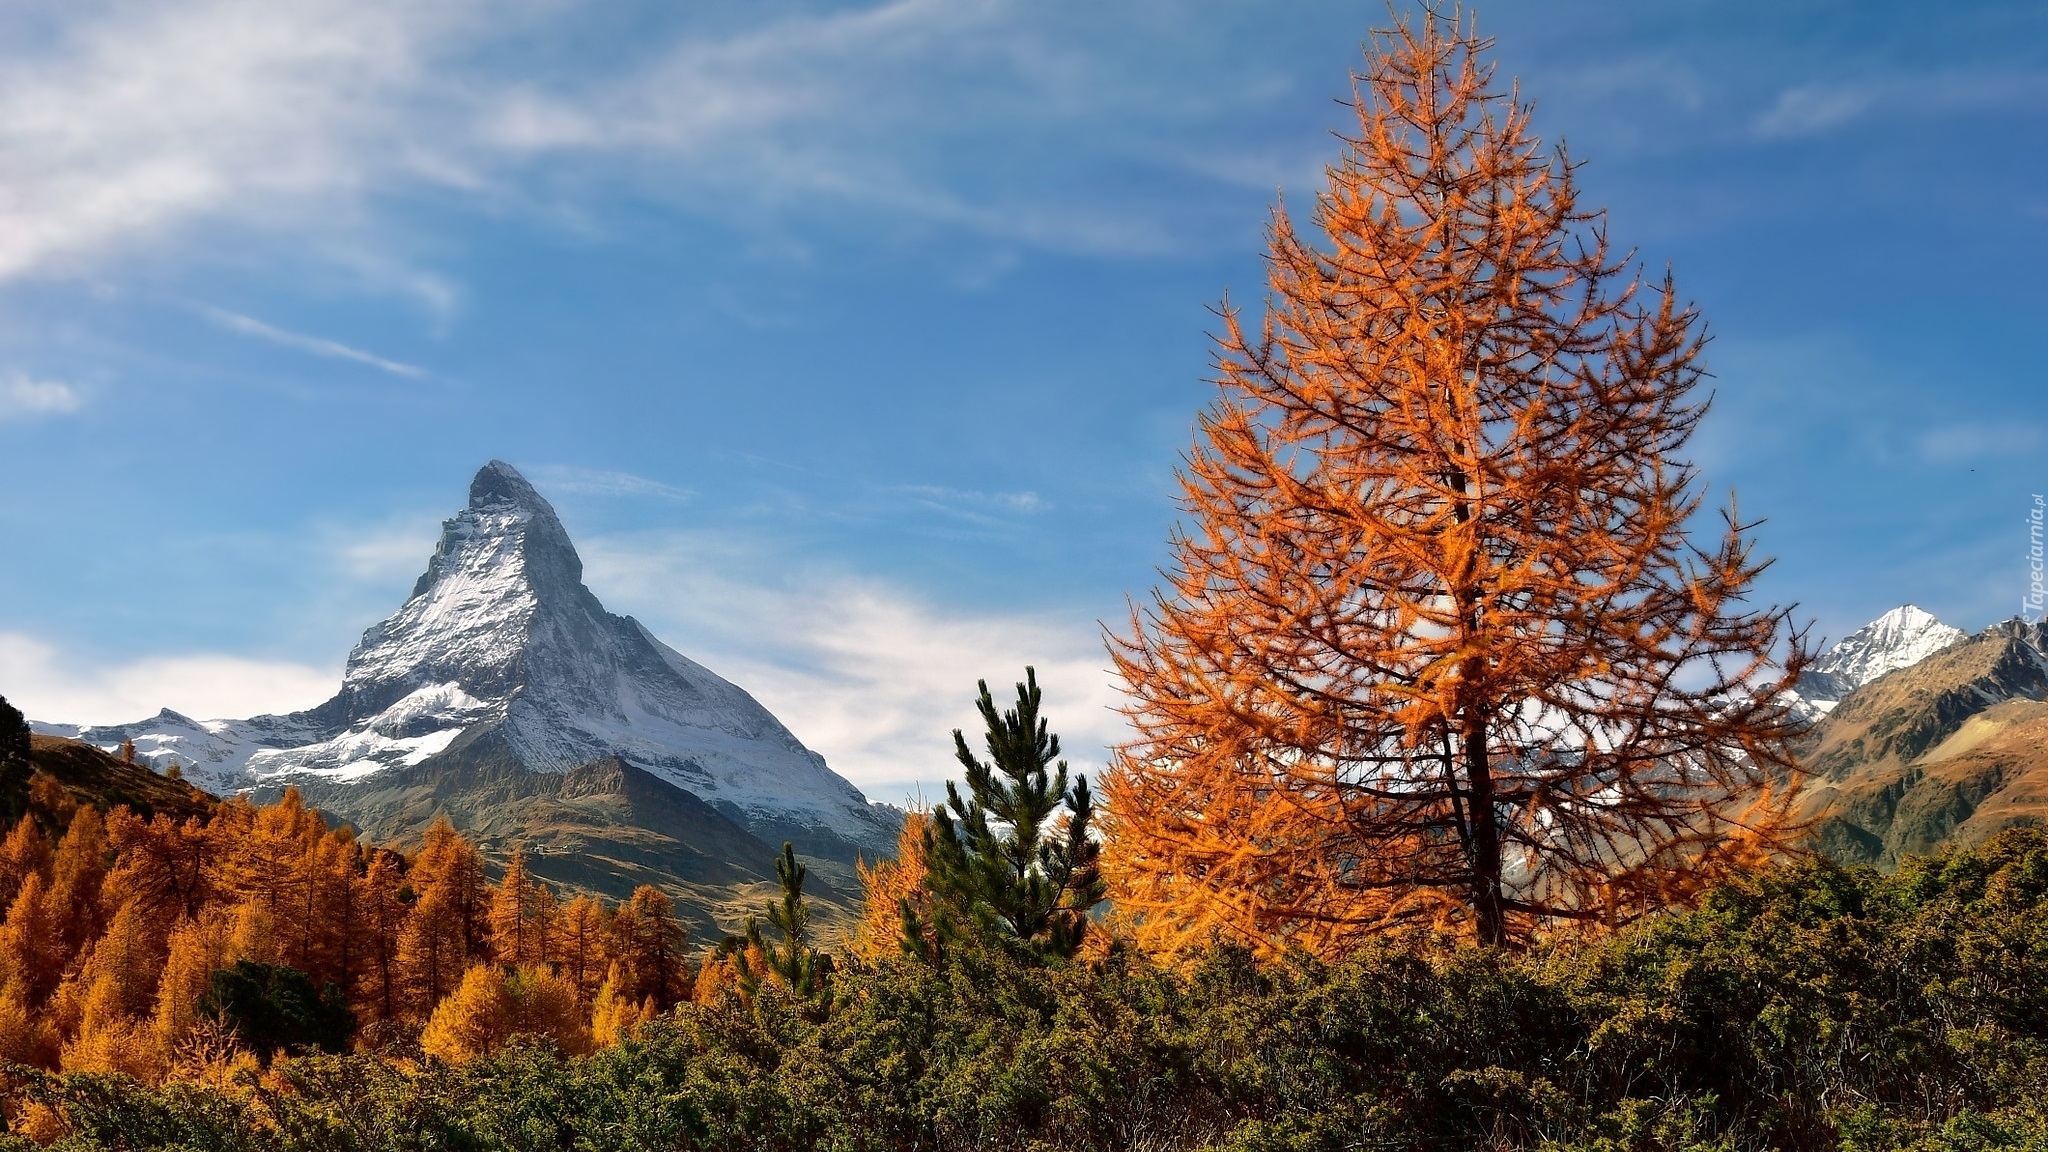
[34, 460, 897, 862]
[469, 458, 548, 512]
[407, 460, 581, 603]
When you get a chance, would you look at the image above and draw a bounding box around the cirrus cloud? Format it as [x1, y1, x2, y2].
[0, 0, 1261, 300]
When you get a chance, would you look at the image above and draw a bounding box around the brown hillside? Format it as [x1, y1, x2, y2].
[1801, 622, 2048, 866]
[25, 732, 217, 828]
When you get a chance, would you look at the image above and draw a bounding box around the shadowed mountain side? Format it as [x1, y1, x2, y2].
[26, 733, 217, 826]
[262, 726, 855, 939]
[1800, 621, 2048, 866]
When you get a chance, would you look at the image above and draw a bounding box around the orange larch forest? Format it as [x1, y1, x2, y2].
[1101, 11, 1811, 952]
[0, 786, 764, 1077]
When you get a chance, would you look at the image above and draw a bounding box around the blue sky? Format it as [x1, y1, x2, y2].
[1, 0, 2043, 800]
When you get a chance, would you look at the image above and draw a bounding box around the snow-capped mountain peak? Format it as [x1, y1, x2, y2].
[34, 461, 896, 858]
[1799, 604, 1969, 705]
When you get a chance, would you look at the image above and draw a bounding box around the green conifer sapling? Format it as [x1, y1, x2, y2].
[906, 667, 1104, 962]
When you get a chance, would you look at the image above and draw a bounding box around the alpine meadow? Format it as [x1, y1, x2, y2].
[5, 8, 2048, 1152]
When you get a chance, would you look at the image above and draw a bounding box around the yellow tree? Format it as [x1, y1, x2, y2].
[589, 962, 651, 1047]
[552, 894, 611, 1000]
[610, 885, 689, 1011]
[398, 817, 488, 1015]
[418, 963, 512, 1064]
[0, 871, 65, 1007]
[105, 809, 227, 931]
[529, 883, 559, 966]
[50, 806, 109, 956]
[228, 788, 332, 973]
[62, 898, 166, 1078]
[152, 910, 235, 1059]
[0, 978, 54, 1068]
[355, 849, 409, 1023]
[316, 831, 359, 990]
[419, 963, 590, 1064]
[0, 816, 51, 911]
[849, 810, 930, 962]
[487, 845, 554, 966]
[1104, 12, 1809, 952]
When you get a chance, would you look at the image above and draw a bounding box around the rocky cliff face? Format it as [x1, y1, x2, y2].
[35, 461, 898, 866]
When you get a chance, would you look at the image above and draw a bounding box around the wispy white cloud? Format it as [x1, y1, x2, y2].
[1754, 70, 2048, 141]
[1755, 83, 1874, 138]
[463, 0, 1194, 255]
[197, 305, 428, 378]
[0, 0, 1258, 301]
[577, 530, 1127, 801]
[329, 520, 442, 584]
[531, 465, 694, 503]
[0, 372, 83, 419]
[896, 484, 1048, 519]
[0, 0, 504, 287]
[0, 631, 337, 726]
[1915, 421, 2042, 465]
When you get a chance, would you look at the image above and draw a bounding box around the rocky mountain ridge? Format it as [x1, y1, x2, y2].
[1795, 612, 2048, 866]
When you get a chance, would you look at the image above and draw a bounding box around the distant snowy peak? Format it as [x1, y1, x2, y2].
[1800, 605, 1969, 705]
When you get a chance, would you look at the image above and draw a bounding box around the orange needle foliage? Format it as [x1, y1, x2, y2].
[848, 808, 930, 963]
[1103, 11, 1811, 953]
[0, 782, 751, 1077]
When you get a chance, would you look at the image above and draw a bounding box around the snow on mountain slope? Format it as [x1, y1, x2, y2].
[1795, 605, 1970, 711]
[33, 461, 896, 854]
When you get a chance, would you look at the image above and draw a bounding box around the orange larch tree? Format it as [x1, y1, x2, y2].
[0, 871, 64, 1007]
[398, 819, 487, 1015]
[611, 885, 690, 1012]
[0, 816, 50, 912]
[152, 909, 234, 1059]
[1103, 11, 1810, 952]
[553, 893, 612, 1001]
[0, 788, 588, 1073]
[104, 808, 235, 936]
[310, 829, 368, 1000]
[849, 809, 929, 963]
[49, 806, 108, 958]
[488, 844, 555, 967]
[355, 849, 410, 1023]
